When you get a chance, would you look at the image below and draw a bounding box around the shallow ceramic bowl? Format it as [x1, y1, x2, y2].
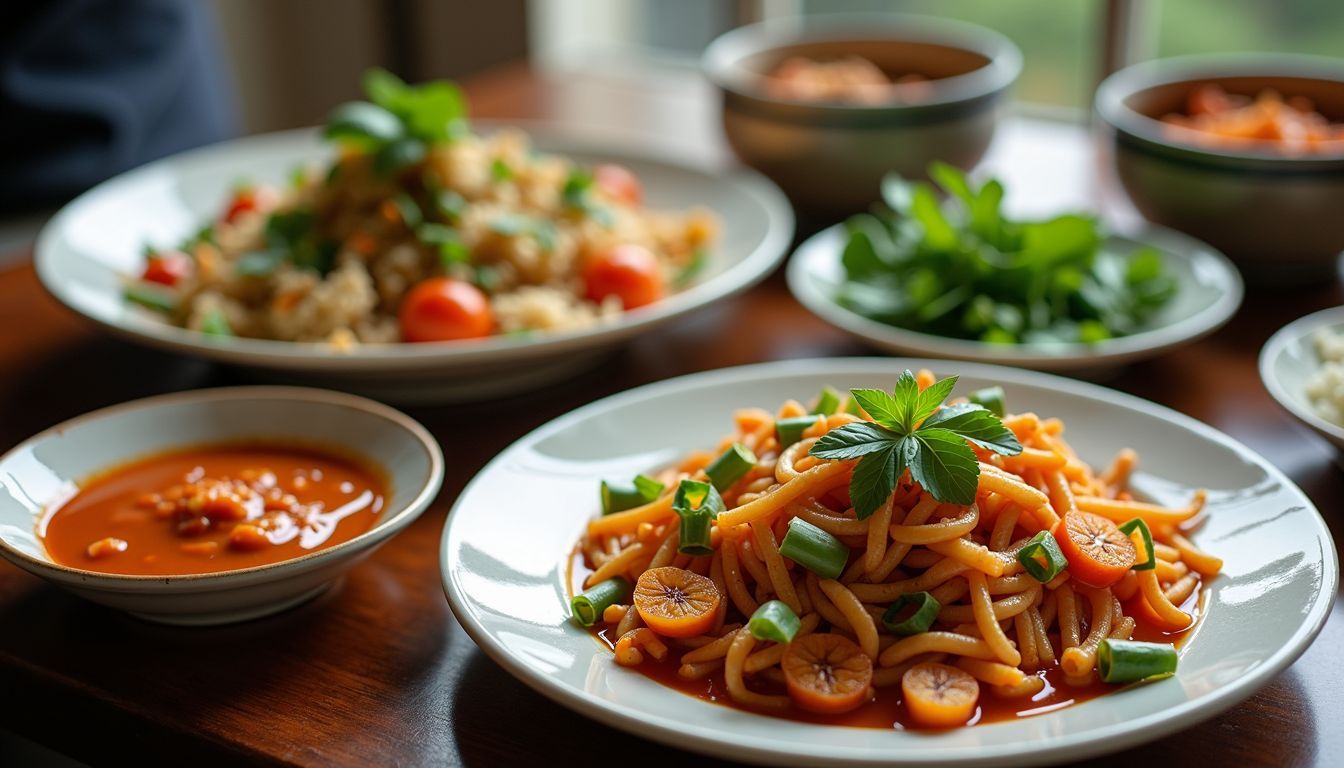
[442, 358, 1335, 766]
[35, 122, 793, 403]
[787, 223, 1242, 373]
[703, 14, 1021, 216]
[0, 387, 443, 625]
[1096, 54, 1344, 284]
[1260, 305, 1344, 452]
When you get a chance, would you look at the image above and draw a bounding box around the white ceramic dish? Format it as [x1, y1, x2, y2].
[441, 358, 1335, 767]
[0, 387, 442, 625]
[787, 225, 1243, 373]
[1260, 305, 1344, 451]
[35, 123, 793, 403]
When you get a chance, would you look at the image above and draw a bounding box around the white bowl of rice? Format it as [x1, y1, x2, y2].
[1260, 304, 1344, 452]
[36, 120, 792, 403]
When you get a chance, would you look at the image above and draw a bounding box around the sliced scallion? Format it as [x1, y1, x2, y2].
[124, 283, 177, 314]
[881, 591, 941, 635]
[600, 474, 664, 516]
[672, 479, 722, 556]
[843, 396, 864, 417]
[706, 443, 756, 491]
[1097, 638, 1177, 683]
[811, 386, 842, 415]
[1119, 517, 1156, 571]
[779, 517, 847, 580]
[570, 576, 629, 627]
[1017, 530, 1069, 583]
[775, 415, 819, 450]
[968, 386, 1006, 417]
[748, 600, 801, 644]
[199, 309, 233, 337]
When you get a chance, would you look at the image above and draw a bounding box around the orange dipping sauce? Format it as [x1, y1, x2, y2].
[40, 443, 386, 575]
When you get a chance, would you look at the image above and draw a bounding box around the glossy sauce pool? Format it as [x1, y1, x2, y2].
[569, 551, 1200, 729]
[40, 443, 386, 575]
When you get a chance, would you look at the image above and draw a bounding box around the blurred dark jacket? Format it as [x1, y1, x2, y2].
[0, 0, 238, 211]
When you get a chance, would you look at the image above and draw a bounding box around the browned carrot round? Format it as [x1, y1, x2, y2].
[781, 633, 873, 714]
[902, 661, 980, 728]
[632, 566, 721, 638]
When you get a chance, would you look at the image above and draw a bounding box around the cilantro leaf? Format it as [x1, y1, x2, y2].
[907, 428, 980, 506]
[921, 402, 1022, 455]
[807, 370, 1023, 510]
[912, 374, 958, 427]
[850, 441, 909, 520]
[851, 388, 904, 431]
[810, 422, 900, 461]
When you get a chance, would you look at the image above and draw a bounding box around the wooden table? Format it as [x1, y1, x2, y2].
[0, 62, 1339, 768]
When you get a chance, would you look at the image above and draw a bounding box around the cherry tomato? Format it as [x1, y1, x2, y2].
[398, 278, 493, 342]
[594, 163, 643, 206]
[141, 250, 192, 287]
[582, 245, 664, 310]
[222, 186, 277, 224]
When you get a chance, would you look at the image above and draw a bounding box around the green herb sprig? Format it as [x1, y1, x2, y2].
[808, 370, 1022, 518]
[323, 68, 469, 175]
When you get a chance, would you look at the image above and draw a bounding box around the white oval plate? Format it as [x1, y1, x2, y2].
[1260, 305, 1344, 452]
[441, 358, 1335, 767]
[787, 225, 1243, 373]
[35, 123, 793, 402]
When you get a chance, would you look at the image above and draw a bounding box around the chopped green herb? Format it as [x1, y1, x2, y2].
[601, 474, 665, 515]
[491, 157, 513, 182]
[436, 189, 467, 222]
[811, 386, 842, 416]
[776, 415, 820, 450]
[673, 249, 708, 289]
[392, 193, 423, 227]
[235, 249, 285, 277]
[748, 600, 802, 644]
[489, 214, 530, 237]
[705, 443, 757, 491]
[809, 370, 1022, 516]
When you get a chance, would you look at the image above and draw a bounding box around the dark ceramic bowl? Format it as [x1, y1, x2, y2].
[1096, 54, 1344, 284]
[702, 15, 1021, 217]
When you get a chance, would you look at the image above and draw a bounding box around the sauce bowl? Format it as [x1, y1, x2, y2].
[0, 387, 442, 625]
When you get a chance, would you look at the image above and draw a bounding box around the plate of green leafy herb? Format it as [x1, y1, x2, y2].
[786, 164, 1242, 372]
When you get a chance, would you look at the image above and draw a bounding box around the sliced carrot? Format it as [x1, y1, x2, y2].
[781, 633, 873, 714]
[902, 662, 980, 728]
[632, 566, 721, 638]
[1053, 510, 1136, 588]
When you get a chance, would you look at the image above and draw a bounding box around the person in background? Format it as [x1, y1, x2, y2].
[0, 0, 238, 213]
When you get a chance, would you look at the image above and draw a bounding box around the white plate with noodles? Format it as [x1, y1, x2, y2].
[441, 358, 1336, 767]
[35, 72, 793, 403]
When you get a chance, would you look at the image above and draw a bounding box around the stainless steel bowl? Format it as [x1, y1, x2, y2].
[703, 15, 1021, 217]
[1096, 54, 1344, 285]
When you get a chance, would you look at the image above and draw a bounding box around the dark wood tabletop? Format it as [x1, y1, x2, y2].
[0, 62, 1339, 768]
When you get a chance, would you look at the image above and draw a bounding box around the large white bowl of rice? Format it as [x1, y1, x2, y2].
[35, 74, 793, 402]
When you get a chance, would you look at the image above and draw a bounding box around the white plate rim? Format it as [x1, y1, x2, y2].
[441, 357, 1336, 767]
[785, 225, 1244, 370]
[34, 123, 795, 372]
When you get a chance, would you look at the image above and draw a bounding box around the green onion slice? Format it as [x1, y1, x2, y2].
[1097, 638, 1177, 683]
[748, 600, 802, 644]
[881, 591, 941, 636]
[705, 443, 757, 491]
[1119, 517, 1156, 571]
[1017, 530, 1069, 583]
[600, 474, 665, 516]
[779, 517, 848, 580]
[843, 396, 864, 416]
[811, 386, 842, 415]
[775, 415, 819, 450]
[672, 479, 723, 556]
[199, 309, 233, 337]
[968, 386, 1006, 417]
[123, 283, 177, 314]
[570, 576, 630, 627]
